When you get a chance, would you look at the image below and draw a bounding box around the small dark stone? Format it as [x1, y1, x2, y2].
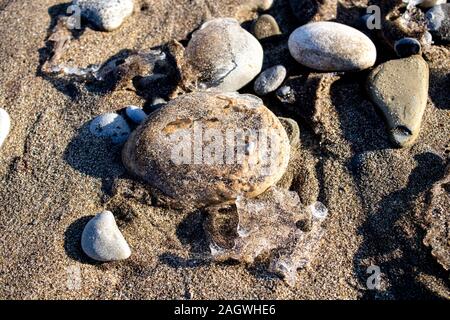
[289, 0, 320, 24]
[394, 38, 422, 58]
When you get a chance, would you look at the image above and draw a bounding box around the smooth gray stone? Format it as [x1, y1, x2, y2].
[254, 65, 287, 96]
[288, 22, 377, 71]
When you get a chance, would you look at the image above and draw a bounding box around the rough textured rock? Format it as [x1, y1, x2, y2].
[0, 108, 10, 149]
[81, 211, 131, 262]
[73, 0, 134, 31]
[427, 3, 450, 44]
[406, 0, 447, 8]
[423, 163, 450, 271]
[278, 117, 300, 148]
[252, 14, 281, 39]
[288, 22, 377, 71]
[254, 65, 287, 96]
[185, 18, 264, 92]
[89, 113, 131, 144]
[122, 91, 290, 209]
[367, 55, 429, 148]
[380, 1, 429, 49]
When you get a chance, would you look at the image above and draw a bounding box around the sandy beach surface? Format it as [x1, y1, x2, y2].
[0, 0, 449, 299]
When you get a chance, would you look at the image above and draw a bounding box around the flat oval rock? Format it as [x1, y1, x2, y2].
[81, 211, 131, 262]
[185, 18, 264, 92]
[0, 108, 10, 149]
[254, 65, 287, 96]
[73, 0, 134, 31]
[122, 91, 291, 209]
[288, 21, 377, 71]
[367, 55, 429, 148]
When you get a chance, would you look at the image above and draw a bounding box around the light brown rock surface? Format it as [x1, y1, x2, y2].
[367, 55, 430, 148]
[122, 91, 290, 209]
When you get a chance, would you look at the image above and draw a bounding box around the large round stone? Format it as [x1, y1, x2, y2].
[185, 18, 264, 92]
[122, 91, 291, 209]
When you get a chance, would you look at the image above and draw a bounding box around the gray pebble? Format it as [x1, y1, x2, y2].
[125, 105, 147, 124]
[254, 65, 287, 96]
[394, 38, 422, 57]
[89, 113, 131, 144]
[72, 0, 134, 31]
[81, 211, 131, 262]
[288, 21, 377, 71]
[0, 108, 10, 149]
[252, 14, 281, 40]
[185, 18, 263, 92]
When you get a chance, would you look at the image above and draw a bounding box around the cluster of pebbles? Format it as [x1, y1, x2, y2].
[35, 0, 449, 282]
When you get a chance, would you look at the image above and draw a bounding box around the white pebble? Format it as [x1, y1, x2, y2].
[254, 65, 287, 96]
[309, 201, 328, 221]
[288, 21, 377, 71]
[185, 18, 264, 92]
[0, 108, 10, 149]
[72, 0, 134, 31]
[89, 113, 130, 144]
[125, 105, 147, 124]
[81, 211, 131, 262]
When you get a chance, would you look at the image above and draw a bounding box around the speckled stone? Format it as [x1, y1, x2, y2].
[89, 113, 131, 144]
[0, 108, 10, 149]
[81, 211, 131, 262]
[427, 3, 450, 44]
[185, 18, 264, 92]
[254, 65, 287, 96]
[288, 22, 377, 71]
[367, 55, 429, 148]
[73, 0, 134, 31]
[122, 91, 291, 209]
[252, 14, 281, 39]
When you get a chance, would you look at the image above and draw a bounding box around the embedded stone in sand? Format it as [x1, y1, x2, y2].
[81, 211, 131, 262]
[367, 55, 429, 148]
[185, 18, 264, 92]
[122, 91, 291, 209]
[72, 0, 134, 31]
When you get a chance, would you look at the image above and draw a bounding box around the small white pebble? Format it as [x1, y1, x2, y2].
[73, 0, 134, 31]
[89, 113, 130, 144]
[309, 201, 328, 221]
[81, 211, 131, 262]
[125, 105, 147, 124]
[0, 108, 11, 149]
